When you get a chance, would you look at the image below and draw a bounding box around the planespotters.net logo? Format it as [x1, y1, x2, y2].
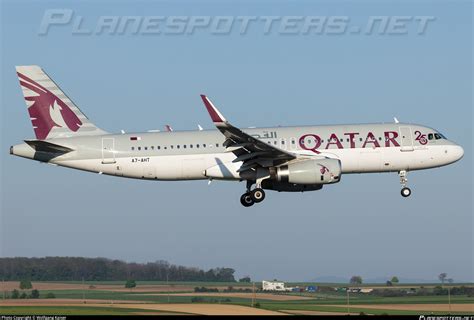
[419, 316, 474, 320]
[37, 9, 436, 36]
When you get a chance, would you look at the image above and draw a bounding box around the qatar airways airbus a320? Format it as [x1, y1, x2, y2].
[10, 66, 464, 207]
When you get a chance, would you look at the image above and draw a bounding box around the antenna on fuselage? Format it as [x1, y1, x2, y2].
[198, 124, 203, 131]
[393, 117, 400, 124]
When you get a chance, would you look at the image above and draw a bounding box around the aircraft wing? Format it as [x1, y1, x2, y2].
[200, 95, 296, 172]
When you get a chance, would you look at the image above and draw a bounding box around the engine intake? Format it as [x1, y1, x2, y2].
[271, 158, 342, 185]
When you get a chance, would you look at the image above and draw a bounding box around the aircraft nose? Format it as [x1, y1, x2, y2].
[451, 145, 464, 162]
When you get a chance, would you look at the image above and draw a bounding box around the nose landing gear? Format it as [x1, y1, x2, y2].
[240, 180, 266, 207]
[401, 187, 412, 197]
[399, 170, 412, 198]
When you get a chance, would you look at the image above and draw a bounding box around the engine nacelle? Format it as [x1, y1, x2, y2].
[271, 158, 342, 185]
[261, 180, 323, 192]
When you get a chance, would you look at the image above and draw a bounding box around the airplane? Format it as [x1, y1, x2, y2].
[10, 66, 464, 207]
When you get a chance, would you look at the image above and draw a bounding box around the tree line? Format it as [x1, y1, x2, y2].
[0, 257, 236, 282]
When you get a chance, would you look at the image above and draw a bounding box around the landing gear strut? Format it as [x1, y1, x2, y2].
[240, 180, 266, 207]
[399, 170, 412, 198]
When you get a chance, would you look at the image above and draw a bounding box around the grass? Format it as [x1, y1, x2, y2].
[0, 306, 185, 315]
[264, 303, 474, 316]
[36, 280, 250, 287]
[35, 289, 259, 304]
[3, 281, 472, 316]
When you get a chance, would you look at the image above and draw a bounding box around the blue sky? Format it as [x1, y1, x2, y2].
[1, 0, 472, 282]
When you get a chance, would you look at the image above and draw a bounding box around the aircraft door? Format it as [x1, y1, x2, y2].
[102, 138, 116, 164]
[399, 126, 414, 152]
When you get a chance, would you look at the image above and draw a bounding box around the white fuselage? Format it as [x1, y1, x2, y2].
[11, 123, 464, 184]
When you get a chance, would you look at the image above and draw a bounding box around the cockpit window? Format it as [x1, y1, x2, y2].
[428, 133, 434, 140]
[434, 133, 442, 140]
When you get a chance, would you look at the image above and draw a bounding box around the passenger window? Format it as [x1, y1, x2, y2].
[183, 145, 187, 149]
[428, 133, 434, 140]
[216, 143, 219, 147]
[144, 147, 148, 150]
[177, 145, 180, 149]
[138, 147, 141, 151]
[196, 144, 200, 148]
[291, 140, 295, 144]
[203, 144, 206, 148]
[158, 146, 160, 150]
[131, 147, 135, 151]
[151, 146, 154, 150]
[164, 146, 167, 150]
[171, 145, 174, 149]
[190, 144, 193, 148]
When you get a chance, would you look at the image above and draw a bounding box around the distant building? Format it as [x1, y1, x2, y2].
[262, 280, 289, 292]
[359, 288, 373, 294]
[347, 288, 373, 294]
[306, 286, 317, 292]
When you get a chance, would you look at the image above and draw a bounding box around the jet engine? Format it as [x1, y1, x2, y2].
[270, 158, 342, 185]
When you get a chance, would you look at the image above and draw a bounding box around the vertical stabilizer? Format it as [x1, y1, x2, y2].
[16, 65, 107, 140]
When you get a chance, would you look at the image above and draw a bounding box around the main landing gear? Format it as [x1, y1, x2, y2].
[240, 180, 266, 207]
[399, 170, 412, 198]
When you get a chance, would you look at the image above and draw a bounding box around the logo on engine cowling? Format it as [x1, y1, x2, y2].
[319, 165, 329, 174]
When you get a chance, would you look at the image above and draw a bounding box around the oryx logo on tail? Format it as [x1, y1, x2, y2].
[17, 72, 83, 140]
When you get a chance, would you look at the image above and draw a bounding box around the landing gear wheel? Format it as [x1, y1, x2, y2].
[240, 193, 255, 207]
[401, 187, 412, 198]
[251, 188, 265, 203]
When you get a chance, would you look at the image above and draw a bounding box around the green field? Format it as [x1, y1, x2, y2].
[2, 281, 473, 316]
[0, 306, 187, 315]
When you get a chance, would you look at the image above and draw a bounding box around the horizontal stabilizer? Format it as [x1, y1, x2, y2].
[24, 140, 74, 154]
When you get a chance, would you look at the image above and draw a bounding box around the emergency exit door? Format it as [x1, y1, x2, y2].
[399, 127, 414, 152]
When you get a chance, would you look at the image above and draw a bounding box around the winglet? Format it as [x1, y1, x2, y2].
[200, 95, 227, 123]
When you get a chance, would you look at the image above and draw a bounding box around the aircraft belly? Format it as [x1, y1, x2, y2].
[181, 158, 206, 179]
[51, 146, 448, 180]
[358, 149, 382, 172]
